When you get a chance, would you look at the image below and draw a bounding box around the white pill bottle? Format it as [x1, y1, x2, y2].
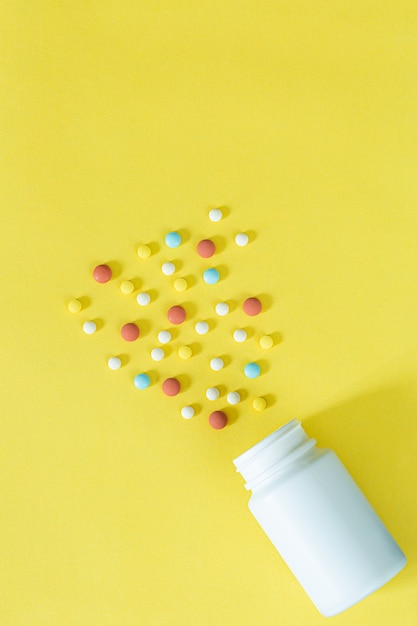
[233, 419, 406, 617]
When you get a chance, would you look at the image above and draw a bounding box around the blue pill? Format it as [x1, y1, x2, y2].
[134, 373, 151, 389]
[203, 268, 220, 285]
[165, 231, 181, 248]
[244, 362, 261, 379]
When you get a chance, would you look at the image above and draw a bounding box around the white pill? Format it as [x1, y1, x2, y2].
[215, 302, 229, 316]
[151, 347, 165, 361]
[227, 391, 240, 405]
[107, 356, 121, 370]
[83, 321, 96, 334]
[209, 208, 223, 222]
[136, 291, 151, 306]
[162, 262, 175, 276]
[181, 405, 195, 419]
[235, 232, 249, 246]
[158, 330, 172, 344]
[210, 357, 224, 371]
[195, 321, 209, 335]
[233, 329, 247, 343]
[206, 387, 220, 401]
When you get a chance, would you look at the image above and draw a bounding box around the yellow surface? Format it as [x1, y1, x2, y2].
[1, 2, 417, 624]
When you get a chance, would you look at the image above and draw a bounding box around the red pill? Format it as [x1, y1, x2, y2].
[121, 322, 140, 342]
[93, 264, 112, 283]
[243, 297, 262, 316]
[209, 410, 228, 430]
[197, 239, 216, 258]
[167, 305, 186, 325]
[162, 377, 181, 396]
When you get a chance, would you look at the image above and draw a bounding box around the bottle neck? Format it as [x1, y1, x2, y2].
[233, 419, 317, 491]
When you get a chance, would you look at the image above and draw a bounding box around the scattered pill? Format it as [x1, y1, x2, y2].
[134, 373, 150, 389]
[178, 345, 192, 360]
[259, 334, 274, 349]
[215, 302, 229, 316]
[244, 362, 261, 379]
[108, 356, 122, 370]
[93, 264, 112, 283]
[162, 262, 176, 276]
[206, 387, 220, 401]
[243, 297, 262, 316]
[121, 322, 140, 342]
[68, 299, 82, 313]
[165, 231, 181, 248]
[197, 239, 216, 258]
[253, 397, 267, 411]
[136, 292, 151, 306]
[158, 330, 172, 344]
[235, 232, 249, 247]
[137, 244, 151, 259]
[227, 391, 241, 405]
[209, 410, 228, 429]
[167, 305, 186, 325]
[195, 321, 209, 335]
[233, 329, 247, 343]
[209, 208, 223, 222]
[83, 321, 97, 334]
[151, 347, 165, 362]
[203, 268, 220, 284]
[120, 280, 134, 295]
[210, 357, 224, 371]
[181, 406, 195, 419]
[173, 278, 187, 292]
[162, 377, 181, 396]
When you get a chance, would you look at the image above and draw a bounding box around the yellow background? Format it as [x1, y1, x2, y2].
[1, 1, 417, 624]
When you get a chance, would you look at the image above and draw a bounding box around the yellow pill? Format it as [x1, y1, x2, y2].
[120, 280, 134, 295]
[174, 278, 188, 292]
[253, 397, 267, 412]
[68, 299, 82, 313]
[178, 345, 192, 360]
[137, 244, 151, 259]
[259, 335, 273, 349]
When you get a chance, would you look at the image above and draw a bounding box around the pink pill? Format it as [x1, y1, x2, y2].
[93, 264, 112, 283]
[162, 377, 181, 396]
[209, 410, 228, 430]
[167, 305, 186, 325]
[121, 322, 140, 341]
[243, 297, 262, 316]
[197, 239, 216, 258]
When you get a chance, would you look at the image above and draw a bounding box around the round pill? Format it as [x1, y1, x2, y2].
[108, 356, 122, 370]
[243, 297, 262, 316]
[253, 397, 267, 411]
[181, 405, 195, 419]
[134, 373, 150, 389]
[195, 321, 209, 335]
[215, 302, 229, 316]
[227, 391, 241, 405]
[162, 262, 176, 276]
[210, 357, 224, 371]
[259, 334, 274, 349]
[244, 362, 261, 379]
[93, 264, 112, 283]
[209, 410, 227, 430]
[173, 278, 187, 292]
[178, 345, 192, 360]
[197, 239, 216, 258]
[158, 330, 172, 344]
[151, 347, 165, 362]
[120, 280, 134, 295]
[121, 322, 140, 342]
[206, 387, 220, 401]
[162, 377, 181, 396]
[165, 231, 182, 248]
[137, 245, 151, 259]
[83, 321, 96, 334]
[68, 299, 82, 313]
[203, 268, 220, 284]
[235, 232, 249, 247]
[209, 208, 223, 222]
[136, 292, 151, 306]
[167, 305, 186, 325]
[233, 329, 247, 343]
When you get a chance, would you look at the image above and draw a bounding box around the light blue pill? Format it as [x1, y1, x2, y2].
[134, 373, 151, 389]
[244, 362, 261, 379]
[165, 231, 181, 248]
[203, 268, 220, 285]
